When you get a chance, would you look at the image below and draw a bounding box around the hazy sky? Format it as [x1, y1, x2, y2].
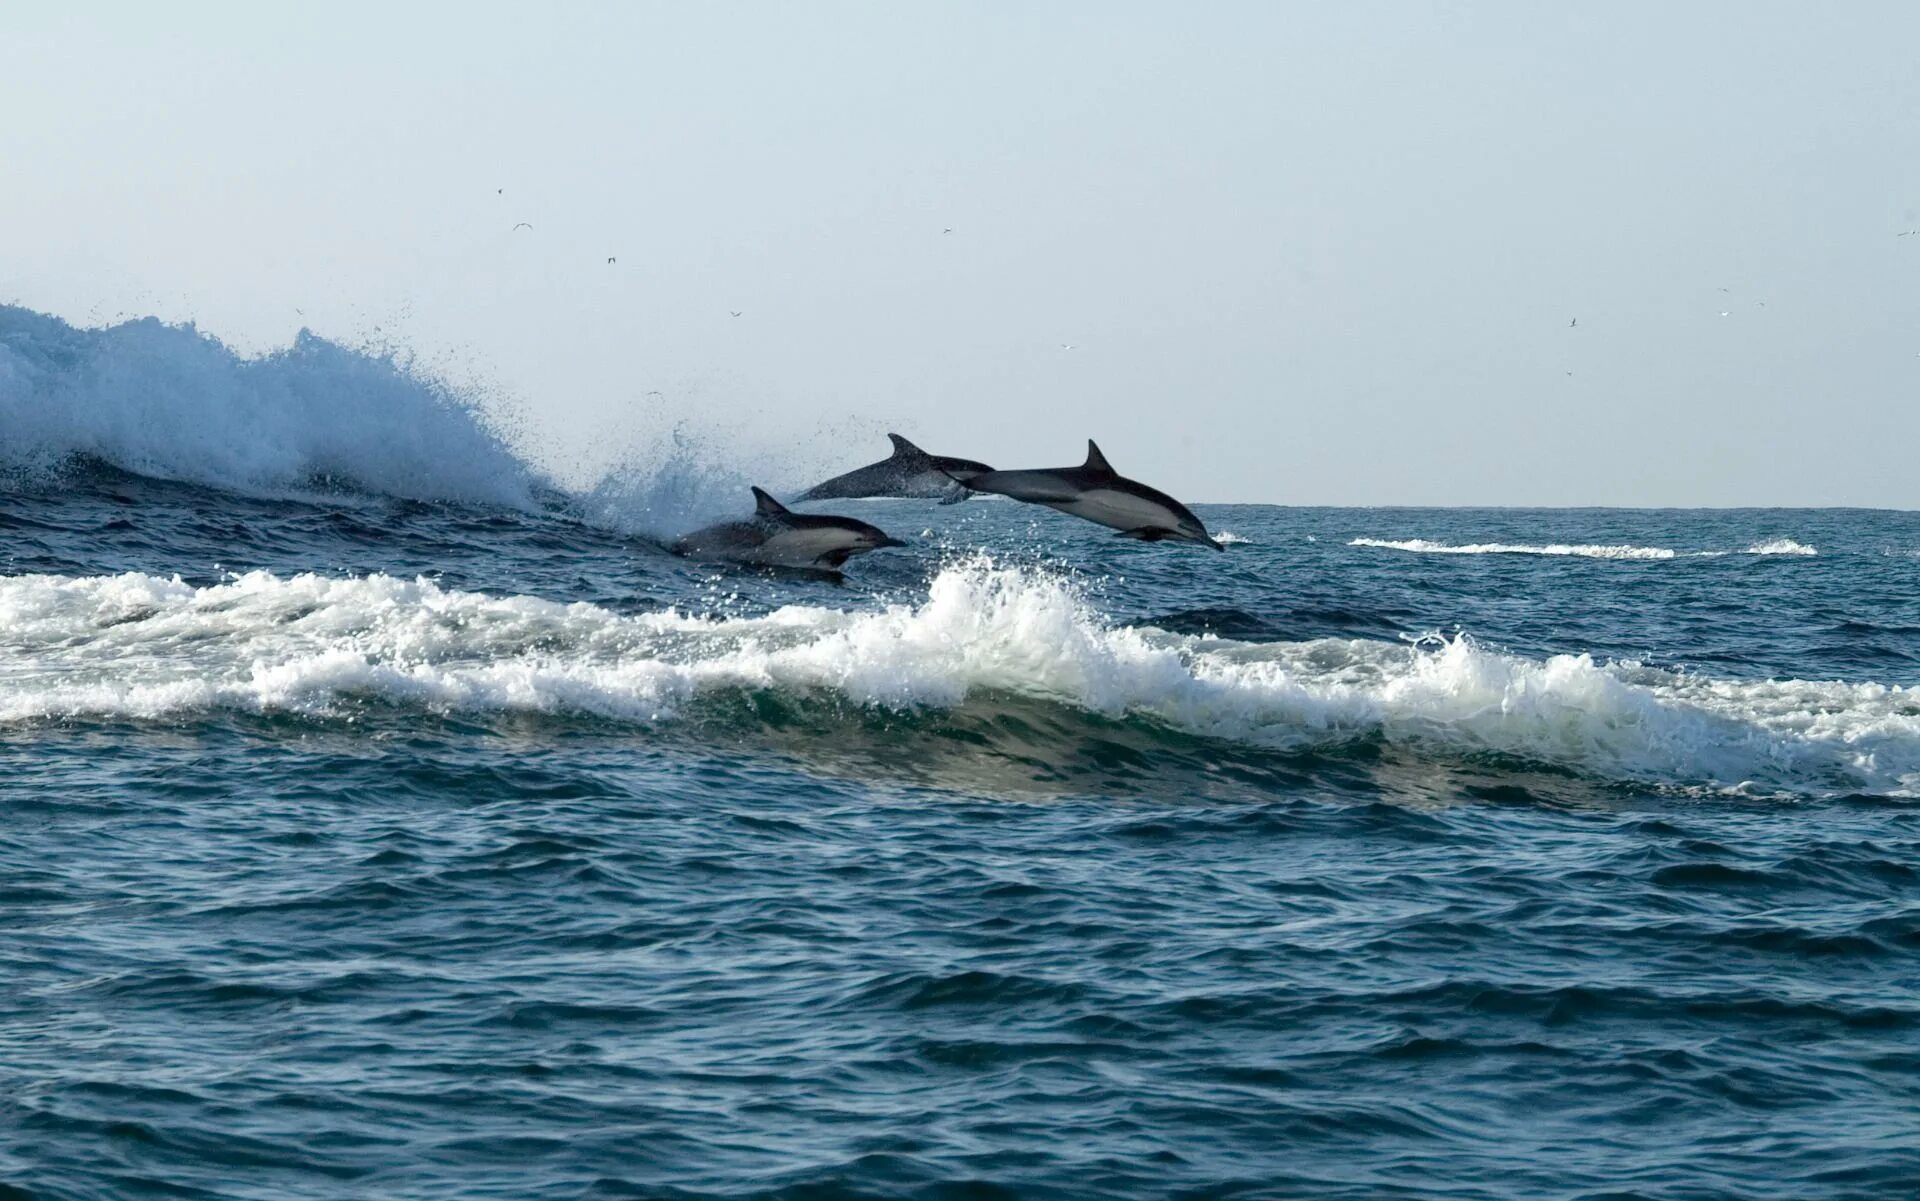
[4, 2, 1917, 505]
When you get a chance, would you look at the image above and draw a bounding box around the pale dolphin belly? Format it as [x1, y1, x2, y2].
[1047, 488, 1178, 533]
[749, 527, 867, 568]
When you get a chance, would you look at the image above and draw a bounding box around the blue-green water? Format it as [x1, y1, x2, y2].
[3, 308, 1918, 1199]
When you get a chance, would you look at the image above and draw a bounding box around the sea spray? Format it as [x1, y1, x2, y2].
[0, 305, 537, 505]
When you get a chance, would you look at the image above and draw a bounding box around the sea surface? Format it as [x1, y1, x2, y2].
[3, 307, 1919, 1200]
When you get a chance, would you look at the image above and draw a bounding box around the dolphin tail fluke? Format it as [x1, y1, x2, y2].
[751, 486, 791, 517]
[1084, 440, 1115, 475]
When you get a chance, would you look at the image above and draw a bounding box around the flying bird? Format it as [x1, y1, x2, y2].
[1569, 318, 1577, 328]
[943, 228, 952, 234]
[607, 256, 616, 264]
[730, 311, 742, 318]
[512, 222, 533, 231]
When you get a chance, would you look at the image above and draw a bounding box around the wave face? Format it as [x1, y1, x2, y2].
[4, 561, 1913, 797]
[0, 305, 537, 504]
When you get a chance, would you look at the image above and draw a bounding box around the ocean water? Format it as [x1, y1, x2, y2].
[3, 310, 1919, 1200]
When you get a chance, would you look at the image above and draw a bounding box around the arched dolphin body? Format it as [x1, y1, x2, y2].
[796, 434, 993, 505]
[672, 487, 906, 571]
[962, 441, 1222, 550]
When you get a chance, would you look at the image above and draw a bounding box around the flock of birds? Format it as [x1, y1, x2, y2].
[669, 435, 1222, 573]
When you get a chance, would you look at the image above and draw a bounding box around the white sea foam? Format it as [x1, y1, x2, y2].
[1213, 531, 1253, 545]
[1350, 538, 1678, 560]
[0, 305, 539, 505]
[1, 562, 1913, 796]
[1746, 538, 1818, 556]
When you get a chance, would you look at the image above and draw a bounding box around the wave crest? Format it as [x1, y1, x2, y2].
[1, 561, 1913, 797]
[1350, 538, 1677, 560]
[1747, 539, 1818, 556]
[0, 304, 537, 505]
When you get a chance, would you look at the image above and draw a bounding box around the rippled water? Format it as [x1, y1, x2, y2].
[4, 464, 1918, 1200]
[4, 300, 1918, 1200]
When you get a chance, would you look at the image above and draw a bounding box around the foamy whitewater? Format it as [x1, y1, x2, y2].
[1352, 537, 1825, 559]
[2, 564, 1913, 796]
[5, 304, 1919, 1200]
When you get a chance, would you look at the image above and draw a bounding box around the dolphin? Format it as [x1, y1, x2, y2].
[962, 441, 1223, 550]
[671, 487, 907, 571]
[796, 434, 994, 505]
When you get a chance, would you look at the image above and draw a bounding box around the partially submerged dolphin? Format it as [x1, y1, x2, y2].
[796, 434, 994, 505]
[672, 487, 907, 570]
[963, 441, 1222, 550]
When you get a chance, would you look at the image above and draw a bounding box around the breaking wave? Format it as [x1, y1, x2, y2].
[1353, 538, 1823, 560]
[2, 560, 1913, 797]
[1349, 539, 1678, 560]
[0, 304, 540, 505]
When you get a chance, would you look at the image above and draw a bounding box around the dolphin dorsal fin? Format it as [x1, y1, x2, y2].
[751, 486, 790, 518]
[1084, 440, 1115, 476]
[887, 433, 928, 459]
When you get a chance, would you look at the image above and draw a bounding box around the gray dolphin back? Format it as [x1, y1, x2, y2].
[796, 433, 991, 502]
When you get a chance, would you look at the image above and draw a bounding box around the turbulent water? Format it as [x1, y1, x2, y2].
[4, 309, 1919, 1200]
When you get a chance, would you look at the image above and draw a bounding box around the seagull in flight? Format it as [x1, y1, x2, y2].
[512, 222, 533, 231]
[943, 228, 952, 234]
[730, 311, 742, 318]
[607, 256, 616, 264]
[1569, 317, 1577, 328]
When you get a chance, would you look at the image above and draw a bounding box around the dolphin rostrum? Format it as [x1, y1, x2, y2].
[962, 441, 1222, 550]
[671, 487, 907, 571]
[796, 434, 994, 505]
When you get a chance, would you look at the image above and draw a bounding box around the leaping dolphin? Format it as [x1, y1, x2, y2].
[963, 441, 1222, 550]
[672, 487, 907, 571]
[796, 434, 994, 505]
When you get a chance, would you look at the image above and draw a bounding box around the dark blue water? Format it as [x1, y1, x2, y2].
[4, 468, 1918, 1201]
[3, 309, 1919, 1199]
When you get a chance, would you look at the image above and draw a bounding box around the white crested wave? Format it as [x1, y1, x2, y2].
[1746, 538, 1818, 556]
[0, 305, 540, 505]
[1, 561, 1913, 797]
[1350, 538, 1678, 560]
[1352, 537, 1826, 560]
[0, 304, 918, 538]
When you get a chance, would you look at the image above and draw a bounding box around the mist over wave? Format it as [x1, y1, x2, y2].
[3, 559, 1912, 797]
[0, 304, 541, 506]
[0, 304, 769, 537]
